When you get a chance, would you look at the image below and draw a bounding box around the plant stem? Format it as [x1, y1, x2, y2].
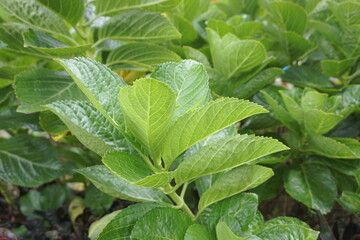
[164, 184, 195, 220]
[0, 180, 16, 209]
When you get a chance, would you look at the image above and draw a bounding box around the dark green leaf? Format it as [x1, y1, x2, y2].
[0, 136, 64, 187]
[14, 69, 87, 113]
[284, 163, 337, 214]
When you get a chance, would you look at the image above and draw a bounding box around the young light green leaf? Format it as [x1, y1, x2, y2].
[304, 135, 360, 159]
[198, 165, 274, 212]
[131, 207, 192, 240]
[303, 109, 344, 135]
[47, 101, 129, 156]
[337, 191, 360, 215]
[257, 217, 319, 240]
[175, 135, 288, 184]
[0, 136, 64, 187]
[98, 10, 181, 43]
[284, 163, 337, 214]
[162, 98, 268, 167]
[216, 222, 257, 240]
[94, 0, 182, 16]
[23, 29, 90, 57]
[98, 204, 170, 240]
[262, 90, 301, 133]
[77, 166, 170, 203]
[56, 58, 127, 127]
[103, 151, 173, 188]
[151, 60, 210, 118]
[184, 224, 212, 240]
[14, 69, 87, 113]
[207, 29, 266, 79]
[320, 59, 354, 77]
[198, 193, 262, 236]
[119, 78, 176, 160]
[268, 1, 307, 34]
[1, 0, 71, 41]
[36, 0, 84, 26]
[107, 43, 181, 71]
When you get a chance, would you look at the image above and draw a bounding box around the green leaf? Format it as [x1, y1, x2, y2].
[268, 1, 307, 34]
[98, 203, 167, 240]
[320, 59, 354, 77]
[331, 1, 360, 27]
[77, 166, 170, 203]
[207, 19, 234, 37]
[162, 98, 267, 167]
[0, 136, 64, 187]
[304, 135, 360, 159]
[284, 163, 337, 214]
[198, 193, 262, 236]
[234, 68, 284, 99]
[151, 60, 210, 118]
[23, 29, 90, 57]
[0, 23, 49, 58]
[198, 165, 274, 212]
[282, 31, 312, 61]
[257, 217, 319, 240]
[119, 78, 176, 160]
[175, 135, 287, 184]
[207, 29, 266, 79]
[39, 111, 68, 135]
[337, 191, 360, 215]
[103, 151, 173, 188]
[47, 100, 129, 156]
[36, 0, 84, 25]
[0, 86, 12, 104]
[57, 58, 127, 127]
[184, 224, 212, 240]
[88, 210, 121, 240]
[337, 85, 360, 116]
[131, 207, 192, 240]
[0, 107, 40, 130]
[94, 0, 182, 16]
[0, 0, 71, 41]
[183, 46, 211, 67]
[171, 14, 198, 44]
[107, 43, 181, 71]
[281, 66, 334, 90]
[98, 10, 181, 43]
[14, 69, 87, 113]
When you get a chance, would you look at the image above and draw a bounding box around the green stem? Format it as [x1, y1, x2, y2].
[0, 180, 16, 209]
[164, 184, 195, 220]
